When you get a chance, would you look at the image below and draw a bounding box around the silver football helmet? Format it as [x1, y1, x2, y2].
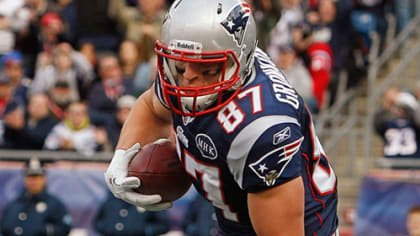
[155, 0, 257, 116]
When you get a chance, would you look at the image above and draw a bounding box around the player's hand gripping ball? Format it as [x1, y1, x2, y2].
[128, 139, 192, 202]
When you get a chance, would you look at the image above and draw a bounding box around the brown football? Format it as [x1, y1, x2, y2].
[128, 139, 192, 202]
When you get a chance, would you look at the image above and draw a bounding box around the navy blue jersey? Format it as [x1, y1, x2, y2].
[375, 116, 420, 158]
[156, 48, 338, 236]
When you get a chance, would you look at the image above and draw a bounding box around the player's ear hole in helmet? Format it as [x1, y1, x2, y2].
[155, 0, 257, 117]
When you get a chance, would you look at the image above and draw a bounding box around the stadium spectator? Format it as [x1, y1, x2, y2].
[0, 0, 24, 57]
[77, 41, 98, 97]
[44, 101, 106, 155]
[244, 0, 281, 51]
[351, 0, 391, 52]
[317, 0, 354, 73]
[0, 158, 73, 236]
[267, 0, 304, 62]
[93, 190, 170, 236]
[39, 12, 66, 55]
[0, 73, 14, 148]
[2, 93, 57, 149]
[292, 0, 360, 108]
[292, 0, 335, 108]
[47, 80, 76, 121]
[132, 54, 155, 97]
[374, 87, 420, 158]
[275, 44, 318, 113]
[30, 42, 94, 101]
[1, 51, 31, 107]
[22, 0, 60, 19]
[111, 0, 166, 63]
[118, 40, 140, 80]
[74, 0, 120, 52]
[182, 194, 218, 236]
[1, 104, 24, 149]
[314, 0, 362, 104]
[87, 54, 134, 126]
[13, 0, 73, 77]
[17, 11, 69, 77]
[105, 95, 136, 149]
[0, 74, 13, 117]
[50, 0, 77, 45]
[78, 42, 97, 69]
[407, 205, 420, 236]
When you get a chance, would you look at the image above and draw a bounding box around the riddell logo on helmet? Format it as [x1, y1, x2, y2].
[177, 42, 194, 50]
[169, 40, 202, 53]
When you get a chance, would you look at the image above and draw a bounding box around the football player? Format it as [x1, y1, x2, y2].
[105, 0, 339, 235]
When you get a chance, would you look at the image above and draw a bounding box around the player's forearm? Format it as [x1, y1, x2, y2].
[116, 88, 172, 150]
[248, 177, 305, 236]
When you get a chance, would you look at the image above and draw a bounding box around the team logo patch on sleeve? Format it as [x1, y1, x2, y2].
[249, 137, 304, 186]
[220, 3, 251, 46]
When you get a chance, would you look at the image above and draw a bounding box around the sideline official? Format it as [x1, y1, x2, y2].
[0, 158, 72, 236]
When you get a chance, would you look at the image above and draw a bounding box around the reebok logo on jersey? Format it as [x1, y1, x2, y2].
[195, 134, 218, 160]
[273, 127, 291, 145]
[249, 137, 303, 186]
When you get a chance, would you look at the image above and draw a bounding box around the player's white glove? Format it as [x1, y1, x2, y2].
[104, 143, 172, 211]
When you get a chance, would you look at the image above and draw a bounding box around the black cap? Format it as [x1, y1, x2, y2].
[24, 158, 45, 176]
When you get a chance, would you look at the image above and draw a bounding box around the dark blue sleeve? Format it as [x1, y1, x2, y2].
[242, 122, 304, 193]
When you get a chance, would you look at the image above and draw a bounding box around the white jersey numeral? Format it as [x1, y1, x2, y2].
[237, 85, 263, 114]
[311, 130, 336, 195]
[217, 101, 244, 134]
[384, 128, 417, 156]
[217, 85, 264, 133]
[184, 151, 238, 222]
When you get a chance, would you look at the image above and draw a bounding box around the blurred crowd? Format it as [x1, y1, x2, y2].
[0, 0, 418, 155]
